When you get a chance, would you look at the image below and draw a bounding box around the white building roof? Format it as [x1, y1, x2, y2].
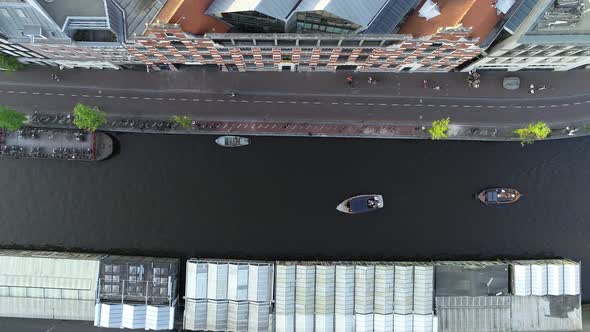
[293, 0, 390, 28]
[206, 0, 299, 21]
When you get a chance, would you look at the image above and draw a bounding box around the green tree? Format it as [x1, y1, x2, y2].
[72, 103, 106, 132]
[0, 106, 26, 131]
[428, 117, 450, 140]
[514, 121, 551, 145]
[0, 55, 23, 71]
[172, 115, 192, 129]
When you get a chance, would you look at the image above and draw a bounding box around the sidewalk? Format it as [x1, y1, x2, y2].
[4, 66, 588, 100]
[5, 67, 590, 141]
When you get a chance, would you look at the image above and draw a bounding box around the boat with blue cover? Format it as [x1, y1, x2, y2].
[477, 188, 521, 205]
[336, 194, 383, 214]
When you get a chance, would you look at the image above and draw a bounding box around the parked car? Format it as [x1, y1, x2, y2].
[503, 77, 520, 90]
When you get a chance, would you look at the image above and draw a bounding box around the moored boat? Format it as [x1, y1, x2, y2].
[336, 194, 383, 214]
[0, 127, 113, 161]
[477, 188, 521, 205]
[215, 136, 250, 147]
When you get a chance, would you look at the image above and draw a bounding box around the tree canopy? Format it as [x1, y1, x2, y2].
[172, 115, 192, 129]
[0, 106, 26, 131]
[514, 121, 551, 145]
[72, 103, 106, 132]
[0, 55, 23, 71]
[428, 117, 450, 140]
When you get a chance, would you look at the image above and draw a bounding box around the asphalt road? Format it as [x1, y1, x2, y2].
[2, 68, 590, 128]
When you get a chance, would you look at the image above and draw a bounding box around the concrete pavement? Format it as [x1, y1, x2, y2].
[2, 67, 590, 140]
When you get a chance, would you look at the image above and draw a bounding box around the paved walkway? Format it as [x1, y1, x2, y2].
[3, 67, 590, 140]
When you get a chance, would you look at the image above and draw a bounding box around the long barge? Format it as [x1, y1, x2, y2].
[0, 126, 113, 161]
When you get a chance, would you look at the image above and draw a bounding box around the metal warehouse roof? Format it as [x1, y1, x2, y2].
[503, 0, 540, 33]
[0, 1, 68, 43]
[364, 0, 423, 34]
[294, 0, 390, 27]
[183, 259, 274, 332]
[0, 251, 102, 321]
[274, 261, 434, 332]
[206, 0, 299, 20]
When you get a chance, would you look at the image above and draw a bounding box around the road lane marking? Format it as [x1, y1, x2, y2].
[144, 97, 151, 100]
[391, 103, 398, 106]
[204, 99, 212, 102]
[240, 100, 249, 103]
[216, 99, 224, 102]
[574, 102, 581, 105]
[94, 95, 102, 98]
[32, 92, 40, 95]
[463, 105, 471, 108]
[169, 98, 177, 101]
[379, 103, 387, 106]
[44, 93, 54, 96]
[414, 104, 423, 107]
[403, 104, 411, 106]
[155, 97, 164, 101]
[7, 91, 14, 93]
[192, 98, 199, 101]
[19, 91, 27, 94]
[332, 102, 340, 105]
[550, 105, 558, 107]
[313, 102, 322, 105]
[562, 103, 570, 106]
[107, 96, 115, 99]
[131, 97, 139, 100]
[180, 98, 188, 101]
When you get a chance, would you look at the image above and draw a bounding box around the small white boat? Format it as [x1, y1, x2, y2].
[215, 136, 250, 147]
[337, 194, 383, 214]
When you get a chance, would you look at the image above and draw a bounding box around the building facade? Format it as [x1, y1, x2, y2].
[0, 0, 165, 69]
[466, 0, 590, 71]
[127, 0, 509, 72]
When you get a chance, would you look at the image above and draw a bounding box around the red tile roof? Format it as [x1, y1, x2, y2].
[155, 0, 230, 35]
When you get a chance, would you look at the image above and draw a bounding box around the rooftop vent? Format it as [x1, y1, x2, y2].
[419, 0, 441, 20]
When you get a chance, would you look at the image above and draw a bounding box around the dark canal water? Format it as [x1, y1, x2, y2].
[0, 133, 589, 299]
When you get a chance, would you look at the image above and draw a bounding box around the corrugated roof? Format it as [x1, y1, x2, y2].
[0, 1, 68, 43]
[511, 295, 582, 331]
[294, 0, 390, 27]
[503, 0, 539, 33]
[205, 0, 299, 20]
[436, 296, 511, 332]
[364, 0, 423, 34]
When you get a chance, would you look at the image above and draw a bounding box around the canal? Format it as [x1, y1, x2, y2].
[0, 133, 588, 299]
